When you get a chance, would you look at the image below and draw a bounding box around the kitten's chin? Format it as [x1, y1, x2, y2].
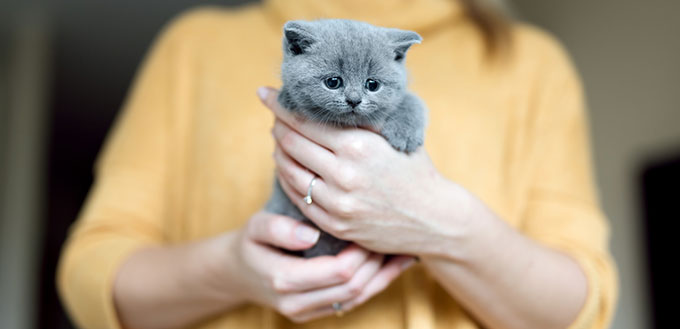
[300, 106, 383, 127]
[329, 111, 381, 127]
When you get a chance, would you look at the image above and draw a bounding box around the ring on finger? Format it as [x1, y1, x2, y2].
[303, 176, 317, 205]
[332, 301, 344, 317]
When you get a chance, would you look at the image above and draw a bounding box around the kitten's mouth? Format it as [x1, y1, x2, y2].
[309, 105, 379, 127]
[340, 109, 363, 118]
[342, 105, 369, 115]
[332, 109, 374, 125]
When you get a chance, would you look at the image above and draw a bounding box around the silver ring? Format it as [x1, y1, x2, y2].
[303, 176, 317, 205]
[332, 301, 344, 317]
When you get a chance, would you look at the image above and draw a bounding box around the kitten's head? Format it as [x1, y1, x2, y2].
[280, 19, 421, 126]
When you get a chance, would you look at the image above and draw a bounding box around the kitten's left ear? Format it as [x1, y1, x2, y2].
[284, 21, 316, 55]
[387, 29, 422, 62]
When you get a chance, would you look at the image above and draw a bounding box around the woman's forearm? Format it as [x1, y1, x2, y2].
[420, 182, 588, 329]
[113, 231, 246, 329]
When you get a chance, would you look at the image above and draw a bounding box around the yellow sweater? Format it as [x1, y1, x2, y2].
[57, 0, 618, 328]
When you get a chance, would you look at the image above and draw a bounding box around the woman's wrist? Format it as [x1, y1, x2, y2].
[183, 230, 249, 308]
[416, 177, 504, 263]
[413, 182, 590, 329]
[112, 231, 249, 329]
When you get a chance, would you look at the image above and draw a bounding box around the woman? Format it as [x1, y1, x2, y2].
[57, 0, 618, 328]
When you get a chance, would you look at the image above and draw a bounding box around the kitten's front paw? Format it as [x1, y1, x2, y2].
[381, 125, 424, 153]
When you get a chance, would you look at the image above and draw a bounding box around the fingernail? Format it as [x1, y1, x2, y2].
[295, 225, 320, 244]
[257, 87, 269, 101]
[401, 258, 416, 270]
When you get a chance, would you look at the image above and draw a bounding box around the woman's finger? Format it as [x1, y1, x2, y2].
[258, 86, 343, 150]
[247, 211, 320, 250]
[286, 255, 415, 322]
[272, 244, 372, 293]
[272, 120, 337, 179]
[278, 253, 384, 318]
[274, 146, 335, 211]
[285, 304, 336, 324]
[277, 174, 343, 237]
[341, 256, 416, 311]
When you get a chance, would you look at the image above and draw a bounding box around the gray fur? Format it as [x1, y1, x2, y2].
[265, 19, 427, 258]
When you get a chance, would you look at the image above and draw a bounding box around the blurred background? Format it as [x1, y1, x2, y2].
[1, 0, 678, 328]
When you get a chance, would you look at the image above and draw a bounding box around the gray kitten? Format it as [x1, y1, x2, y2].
[265, 19, 427, 258]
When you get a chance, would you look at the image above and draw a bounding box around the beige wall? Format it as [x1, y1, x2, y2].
[511, 1, 680, 329]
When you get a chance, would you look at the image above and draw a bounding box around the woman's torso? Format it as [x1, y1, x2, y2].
[159, 4, 548, 328]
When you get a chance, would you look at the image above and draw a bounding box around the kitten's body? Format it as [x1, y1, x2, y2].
[265, 19, 427, 257]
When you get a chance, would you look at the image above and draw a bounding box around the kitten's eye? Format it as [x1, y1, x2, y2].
[365, 79, 380, 92]
[324, 77, 343, 89]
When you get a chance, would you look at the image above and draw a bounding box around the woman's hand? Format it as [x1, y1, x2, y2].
[224, 211, 415, 323]
[113, 211, 414, 329]
[258, 87, 466, 257]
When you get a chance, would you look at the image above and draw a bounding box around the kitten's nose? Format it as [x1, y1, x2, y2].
[346, 98, 362, 108]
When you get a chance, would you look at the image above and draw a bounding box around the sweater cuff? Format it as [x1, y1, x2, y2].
[535, 236, 613, 329]
[58, 235, 150, 329]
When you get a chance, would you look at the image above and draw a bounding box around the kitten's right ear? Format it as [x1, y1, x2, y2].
[387, 29, 422, 62]
[283, 21, 316, 55]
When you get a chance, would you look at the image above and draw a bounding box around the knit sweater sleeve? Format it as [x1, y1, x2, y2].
[55, 9, 201, 329]
[518, 27, 619, 329]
